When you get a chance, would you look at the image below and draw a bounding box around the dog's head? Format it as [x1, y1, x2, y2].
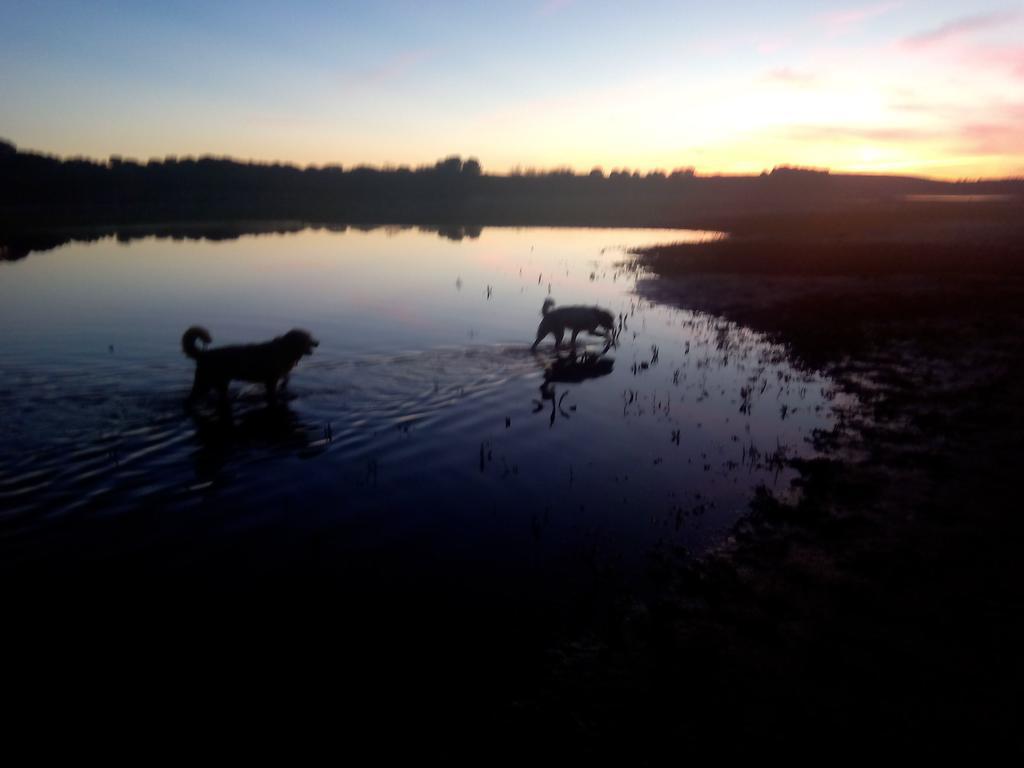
[282, 329, 319, 357]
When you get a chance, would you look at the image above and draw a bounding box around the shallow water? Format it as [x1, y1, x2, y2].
[0, 225, 840, 620]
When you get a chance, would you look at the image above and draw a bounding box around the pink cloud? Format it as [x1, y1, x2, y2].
[959, 122, 1024, 154]
[819, 2, 903, 37]
[921, 42, 1024, 81]
[974, 45, 1024, 78]
[902, 10, 1020, 48]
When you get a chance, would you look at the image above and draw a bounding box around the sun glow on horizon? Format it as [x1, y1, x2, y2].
[2, 2, 1022, 180]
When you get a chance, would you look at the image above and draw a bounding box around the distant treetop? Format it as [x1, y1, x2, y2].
[766, 165, 831, 177]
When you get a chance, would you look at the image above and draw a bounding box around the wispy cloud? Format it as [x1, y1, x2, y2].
[958, 121, 1024, 154]
[337, 49, 435, 94]
[785, 125, 939, 143]
[819, 2, 903, 37]
[538, 0, 575, 16]
[363, 50, 435, 86]
[782, 101, 1024, 158]
[965, 43, 1024, 78]
[764, 68, 816, 86]
[889, 99, 962, 118]
[696, 33, 787, 56]
[756, 37, 792, 55]
[903, 10, 1021, 48]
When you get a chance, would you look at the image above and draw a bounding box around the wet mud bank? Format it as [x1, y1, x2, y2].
[518, 230, 1024, 759]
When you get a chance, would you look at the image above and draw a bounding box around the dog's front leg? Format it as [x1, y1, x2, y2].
[265, 378, 279, 404]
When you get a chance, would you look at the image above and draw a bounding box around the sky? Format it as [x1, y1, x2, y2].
[1, 1, 1022, 178]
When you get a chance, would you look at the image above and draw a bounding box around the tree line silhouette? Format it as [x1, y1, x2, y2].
[2, 137, 1021, 254]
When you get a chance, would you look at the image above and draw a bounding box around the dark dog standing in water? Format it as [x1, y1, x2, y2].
[531, 298, 616, 350]
[182, 326, 319, 403]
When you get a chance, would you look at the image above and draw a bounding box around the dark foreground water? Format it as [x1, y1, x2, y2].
[1, 225, 841, 642]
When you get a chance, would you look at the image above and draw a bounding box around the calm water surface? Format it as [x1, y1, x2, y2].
[0, 225, 840, 622]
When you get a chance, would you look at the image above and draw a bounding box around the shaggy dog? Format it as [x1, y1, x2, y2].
[531, 298, 616, 350]
[182, 326, 318, 403]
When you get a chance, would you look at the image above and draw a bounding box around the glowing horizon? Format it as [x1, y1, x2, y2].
[2, 1, 1023, 180]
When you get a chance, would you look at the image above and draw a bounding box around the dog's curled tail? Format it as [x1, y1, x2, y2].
[182, 326, 212, 359]
[542, 297, 556, 316]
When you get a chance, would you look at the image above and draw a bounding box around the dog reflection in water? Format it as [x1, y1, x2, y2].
[189, 402, 314, 481]
[534, 351, 614, 426]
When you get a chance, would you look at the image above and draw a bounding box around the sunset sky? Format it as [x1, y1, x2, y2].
[2, 1, 1022, 178]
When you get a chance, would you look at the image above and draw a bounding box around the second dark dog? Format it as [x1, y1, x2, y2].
[531, 298, 616, 350]
[182, 326, 318, 403]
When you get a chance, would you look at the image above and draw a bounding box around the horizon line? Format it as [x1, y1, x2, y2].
[3, 138, 1022, 185]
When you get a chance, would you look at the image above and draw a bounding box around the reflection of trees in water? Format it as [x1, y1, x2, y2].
[0, 221, 482, 260]
[533, 351, 614, 427]
[0, 243, 29, 261]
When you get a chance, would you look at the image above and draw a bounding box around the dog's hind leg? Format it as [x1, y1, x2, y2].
[214, 379, 230, 407]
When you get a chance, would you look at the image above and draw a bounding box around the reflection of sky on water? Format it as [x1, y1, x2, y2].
[0, 226, 841, 598]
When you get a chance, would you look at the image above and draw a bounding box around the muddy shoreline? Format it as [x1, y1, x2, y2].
[513, 206, 1024, 759]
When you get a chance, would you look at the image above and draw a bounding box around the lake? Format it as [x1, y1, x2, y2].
[0, 224, 840, 638]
